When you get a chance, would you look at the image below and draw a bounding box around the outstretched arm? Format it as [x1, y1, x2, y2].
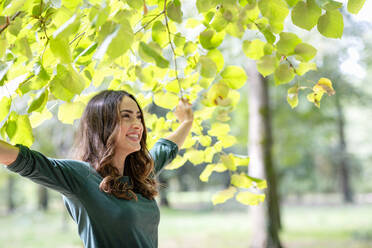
[0, 139, 19, 166]
[165, 98, 194, 149]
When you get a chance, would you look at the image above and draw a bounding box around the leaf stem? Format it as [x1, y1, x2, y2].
[0, 11, 22, 34]
[163, 0, 183, 98]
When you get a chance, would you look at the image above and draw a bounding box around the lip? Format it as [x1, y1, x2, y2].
[126, 132, 142, 142]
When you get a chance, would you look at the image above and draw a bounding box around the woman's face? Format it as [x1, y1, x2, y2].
[116, 96, 144, 155]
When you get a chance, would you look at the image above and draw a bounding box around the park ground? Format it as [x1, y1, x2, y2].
[0, 192, 371, 248]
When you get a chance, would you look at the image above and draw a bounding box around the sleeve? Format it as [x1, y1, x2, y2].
[5, 144, 83, 196]
[150, 138, 179, 174]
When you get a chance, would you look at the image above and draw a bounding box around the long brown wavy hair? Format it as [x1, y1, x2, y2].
[72, 90, 158, 200]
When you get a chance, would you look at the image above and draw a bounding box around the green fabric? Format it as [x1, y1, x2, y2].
[7, 138, 178, 248]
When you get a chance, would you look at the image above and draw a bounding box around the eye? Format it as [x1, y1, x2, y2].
[137, 115, 142, 120]
[121, 114, 130, 118]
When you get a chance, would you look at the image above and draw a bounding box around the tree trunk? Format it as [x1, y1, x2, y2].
[158, 174, 170, 207]
[335, 89, 353, 203]
[7, 174, 15, 214]
[247, 66, 282, 248]
[38, 186, 49, 211]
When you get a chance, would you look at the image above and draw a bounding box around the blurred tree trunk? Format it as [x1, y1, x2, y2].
[38, 186, 49, 211]
[7, 174, 15, 214]
[335, 88, 353, 203]
[248, 66, 282, 248]
[158, 174, 170, 207]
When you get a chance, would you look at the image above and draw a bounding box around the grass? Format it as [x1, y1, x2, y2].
[0, 195, 371, 248]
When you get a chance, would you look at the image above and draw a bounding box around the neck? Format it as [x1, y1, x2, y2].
[112, 151, 128, 176]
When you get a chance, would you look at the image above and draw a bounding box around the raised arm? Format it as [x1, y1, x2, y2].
[165, 98, 194, 149]
[0, 139, 19, 166]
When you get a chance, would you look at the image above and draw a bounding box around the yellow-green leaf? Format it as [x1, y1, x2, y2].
[231, 173, 254, 188]
[313, 77, 335, 95]
[276, 32, 302, 55]
[221, 66, 247, 89]
[0, 97, 11, 122]
[212, 187, 237, 205]
[256, 55, 278, 77]
[236, 191, 265, 205]
[274, 63, 295, 85]
[287, 86, 299, 108]
[347, 0, 366, 14]
[29, 108, 53, 128]
[154, 91, 179, 109]
[243, 39, 266, 60]
[292, 0, 322, 31]
[58, 101, 86, 124]
[317, 10, 343, 38]
[199, 29, 225, 50]
[7, 112, 34, 147]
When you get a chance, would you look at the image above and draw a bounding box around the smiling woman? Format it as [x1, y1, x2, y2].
[0, 89, 194, 248]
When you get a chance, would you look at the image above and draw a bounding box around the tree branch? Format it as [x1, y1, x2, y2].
[163, 0, 183, 98]
[0, 11, 22, 35]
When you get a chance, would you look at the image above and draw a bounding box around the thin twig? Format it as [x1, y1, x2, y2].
[134, 11, 165, 34]
[0, 11, 22, 34]
[69, 32, 86, 46]
[163, 0, 183, 98]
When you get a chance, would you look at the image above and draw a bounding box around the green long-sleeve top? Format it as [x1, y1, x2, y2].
[6, 138, 178, 248]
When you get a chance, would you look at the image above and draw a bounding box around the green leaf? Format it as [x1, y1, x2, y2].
[292, 0, 322, 31]
[107, 19, 134, 60]
[231, 173, 254, 188]
[154, 91, 179, 109]
[0, 61, 11, 84]
[220, 154, 236, 171]
[139, 42, 169, 68]
[286, 0, 301, 6]
[256, 23, 277, 44]
[221, 66, 247, 89]
[7, 112, 34, 147]
[27, 89, 48, 113]
[258, 0, 289, 33]
[236, 191, 265, 205]
[58, 101, 86, 124]
[316, 0, 343, 10]
[287, 85, 299, 108]
[207, 49, 224, 72]
[49, 65, 85, 101]
[347, 0, 366, 14]
[167, 0, 183, 24]
[53, 14, 80, 39]
[212, 187, 237, 205]
[274, 63, 295, 85]
[200, 164, 216, 182]
[199, 55, 217, 78]
[294, 43, 317, 62]
[243, 39, 266, 60]
[183, 42, 197, 56]
[296, 62, 317, 75]
[152, 21, 168, 47]
[29, 108, 53, 128]
[276, 32, 302, 55]
[50, 37, 72, 63]
[165, 79, 181, 93]
[0, 36, 7, 58]
[204, 82, 230, 106]
[126, 0, 144, 10]
[0, 97, 11, 122]
[317, 10, 343, 38]
[196, 0, 217, 13]
[256, 55, 278, 77]
[199, 29, 225, 50]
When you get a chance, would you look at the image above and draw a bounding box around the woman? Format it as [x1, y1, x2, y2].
[0, 90, 193, 248]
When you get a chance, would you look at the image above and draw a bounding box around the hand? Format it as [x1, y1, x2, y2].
[174, 98, 193, 123]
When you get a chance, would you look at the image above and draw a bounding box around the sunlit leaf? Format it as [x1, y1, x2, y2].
[7, 112, 34, 147]
[292, 0, 322, 31]
[221, 66, 247, 89]
[243, 39, 266, 60]
[276, 32, 302, 55]
[0, 97, 11, 122]
[256, 55, 278, 77]
[58, 101, 86, 124]
[212, 187, 237, 205]
[347, 0, 366, 14]
[236, 191, 265, 205]
[317, 10, 343, 38]
[274, 63, 295, 85]
[199, 29, 225, 50]
[154, 91, 179, 109]
[294, 43, 317, 61]
[231, 173, 254, 188]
